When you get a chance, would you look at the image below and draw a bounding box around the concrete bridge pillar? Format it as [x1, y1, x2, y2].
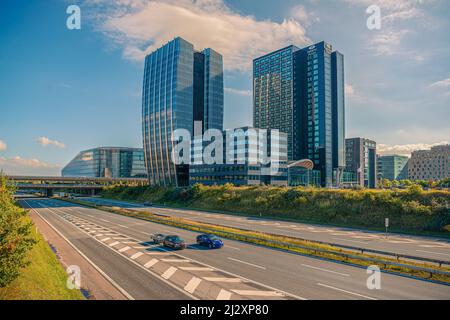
[45, 189, 53, 197]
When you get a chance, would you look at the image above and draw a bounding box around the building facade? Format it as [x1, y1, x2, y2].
[62, 147, 146, 178]
[189, 127, 288, 186]
[345, 138, 377, 188]
[377, 155, 409, 181]
[253, 41, 345, 187]
[408, 145, 450, 181]
[142, 37, 224, 186]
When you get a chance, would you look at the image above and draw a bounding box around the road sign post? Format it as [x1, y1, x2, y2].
[385, 218, 389, 238]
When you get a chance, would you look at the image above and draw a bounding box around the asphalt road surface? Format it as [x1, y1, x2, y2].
[20, 198, 450, 300]
[79, 197, 450, 263]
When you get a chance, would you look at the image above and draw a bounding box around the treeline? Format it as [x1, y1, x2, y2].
[0, 174, 36, 287]
[101, 184, 450, 235]
[379, 178, 450, 189]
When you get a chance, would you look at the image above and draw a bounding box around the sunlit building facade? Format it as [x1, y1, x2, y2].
[142, 37, 224, 186]
[377, 155, 409, 181]
[408, 145, 450, 181]
[62, 147, 146, 178]
[253, 41, 345, 187]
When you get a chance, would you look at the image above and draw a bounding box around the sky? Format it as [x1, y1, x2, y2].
[0, 0, 449, 176]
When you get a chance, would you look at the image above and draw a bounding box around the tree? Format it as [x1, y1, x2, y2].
[0, 173, 36, 287]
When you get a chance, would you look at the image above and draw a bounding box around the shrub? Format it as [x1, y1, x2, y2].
[0, 174, 36, 287]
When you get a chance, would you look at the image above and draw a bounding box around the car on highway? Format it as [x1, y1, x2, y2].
[143, 201, 153, 206]
[196, 234, 224, 249]
[151, 233, 166, 244]
[163, 235, 186, 250]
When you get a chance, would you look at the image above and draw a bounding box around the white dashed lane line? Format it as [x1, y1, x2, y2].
[301, 264, 350, 277]
[317, 283, 377, 300]
[227, 257, 266, 270]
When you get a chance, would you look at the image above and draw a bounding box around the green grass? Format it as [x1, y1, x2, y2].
[101, 184, 450, 237]
[0, 217, 85, 300]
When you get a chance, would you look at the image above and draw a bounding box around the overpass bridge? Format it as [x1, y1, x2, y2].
[7, 176, 148, 197]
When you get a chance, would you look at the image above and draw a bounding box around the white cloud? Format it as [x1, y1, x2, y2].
[225, 87, 252, 97]
[0, 156, 62, 176]
[290, 5, 319, 26]
[429, 78, 450, 88]
[37, 136, 66, 149]
[368, 29, 412, 56]
[0, 140, 6, 151]
[345, 84, 356, 97]
[86, 0, 310, 71]
[344, 0, 432, 22]
[377, 141, 449, 156]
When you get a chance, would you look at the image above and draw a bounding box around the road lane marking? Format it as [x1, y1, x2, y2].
[161, 259, 191, 263]
[416, 250, 450, 257]
[99, 219, 110, 223]
[301, 264, 350, 277]
[109, 241, 120, 247]
[180, 267, 214, 272]
[216, 289, 232, 300]
[161, 267, 177, 279]
[184, 277, 202, 294]
[144, 259, 159, 268]
[203, 277, 242, 283]
[23, 201, 135, 300]
[100, 237, 110, 242]
[227, 257, 266, 270]
[317, 283, 377, 300]
[130, 252, 144, 260]
[146, 252, 169, 255]
[231, 290, 284, 297]
[118, 246, 131, 253]
[49, 200, 305, 300]
[226, 245, 241, 251]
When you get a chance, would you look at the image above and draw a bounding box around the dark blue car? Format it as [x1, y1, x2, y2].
[196, 234, 224, 249]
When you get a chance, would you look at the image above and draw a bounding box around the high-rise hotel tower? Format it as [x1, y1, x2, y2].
[142, 37, 224, 186]
[253, 41, 345, 187]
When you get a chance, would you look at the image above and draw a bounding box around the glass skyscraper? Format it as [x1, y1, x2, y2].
[62, 147, 146, 178]
[142, 37, 223, 186]
[253, 41, 345, 187]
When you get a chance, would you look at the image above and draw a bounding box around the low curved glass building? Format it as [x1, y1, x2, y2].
[62, 147, 146, 178]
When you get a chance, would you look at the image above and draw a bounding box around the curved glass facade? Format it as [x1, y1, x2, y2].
[62, 147, 146, 178]
[142, 37, 224, 186]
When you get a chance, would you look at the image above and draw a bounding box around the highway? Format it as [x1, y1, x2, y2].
[19, 198, 450, 300]
[78, 197, 450, 262]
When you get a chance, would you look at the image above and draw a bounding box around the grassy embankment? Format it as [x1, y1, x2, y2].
[0, 214, 84, 300]
[101, 184, 450, 236]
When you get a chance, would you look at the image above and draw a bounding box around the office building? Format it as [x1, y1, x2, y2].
[142, 37, 224, 186]
[377, 155, 409, 181]
[345, 138, 377, 188]
[408, 145, 449, 181]
[189, 127, 288, 186]
[62, 147, 146, 178]
[253, 41, 345, 187]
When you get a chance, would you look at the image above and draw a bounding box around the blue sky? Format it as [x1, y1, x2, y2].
[0, 0, 449, 175]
